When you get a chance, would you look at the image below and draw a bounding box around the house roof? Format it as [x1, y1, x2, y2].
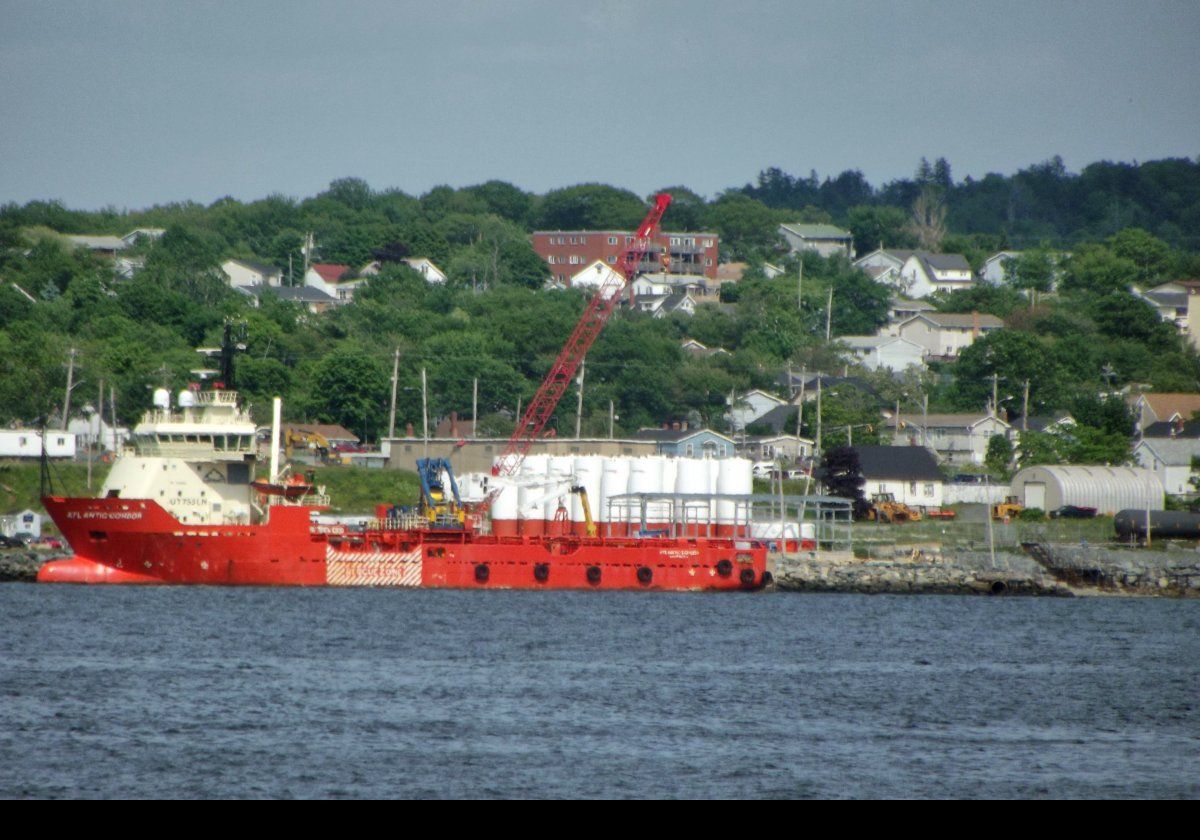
[1021, 413, 1075, 433]
[838, 335, 922, 350]
[885, 413, 1009, 431]
[780, 223, 852, 240]
[890, 296, 937, 311]
[1137, 393, 1200, 423]
[716, 262, 747, 282]
[916, 252, 972, 272]
[1135, 438, 1200, 467]
[65, 234, 126, 251]
[1143, 419, 1200, 439]
[902, 312, 1004, 329]
[225, 258, 281, 276]
[750, 404, 800, 434]
[634, 427, 733, 444]
[238, 285, 335, 303]
[310, 263, 351, 283]
[854, 445, 943, 481]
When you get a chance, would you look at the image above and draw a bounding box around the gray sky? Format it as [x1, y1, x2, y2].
[2, 0, 1197, 210]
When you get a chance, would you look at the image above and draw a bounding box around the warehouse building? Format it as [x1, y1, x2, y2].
[1008, 465, 1163, 515]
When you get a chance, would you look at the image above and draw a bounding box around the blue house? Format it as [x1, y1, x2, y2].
[634, 427, 738, 458]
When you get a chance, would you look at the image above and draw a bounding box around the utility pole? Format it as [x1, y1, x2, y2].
[608, 400, 615, 439]
[1022, 379, 1030, 432]
[472, 377, 478, 439]
[895, 398, 901, 443]
[825, 287, 833, 341]
[991, 373, 999, 416]
[88, 378, 102, 491]
[923, 392, 929, 449]
[61, 348, 78, 430]
[796, 369, 806, 445]
[575, 359, 585, 439]
[797, 255, 803, 312]
[388, 347, 400, 439]
[815, 374, 823, 456]
[109, 386, 117, 444]
[421, 366, 428, 459]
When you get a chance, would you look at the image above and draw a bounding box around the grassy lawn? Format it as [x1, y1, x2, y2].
[0, 459, 422, 519]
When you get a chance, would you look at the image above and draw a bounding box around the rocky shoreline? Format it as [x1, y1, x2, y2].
[0, 550, 57, 583]
[772, 543, 1200, 598]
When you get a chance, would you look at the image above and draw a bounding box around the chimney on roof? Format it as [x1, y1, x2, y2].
[406, 422, 414, 438]
[662, 422, 670, 430]
[672, 421, 681, 431]
[682, 420, 689, 431]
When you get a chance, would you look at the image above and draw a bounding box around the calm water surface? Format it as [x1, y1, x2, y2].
[1, 586, 1196, 799]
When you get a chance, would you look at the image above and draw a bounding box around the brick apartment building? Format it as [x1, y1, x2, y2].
[532, 230, 720, 284]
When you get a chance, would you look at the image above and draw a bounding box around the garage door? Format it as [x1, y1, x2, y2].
[1025, 482, 1046, 510]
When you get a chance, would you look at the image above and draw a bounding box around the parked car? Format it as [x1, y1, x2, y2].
[1049, 505, 1098, 519]
[0, 535, 28, 549]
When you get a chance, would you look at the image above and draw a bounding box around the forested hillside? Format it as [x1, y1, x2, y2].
[1, 156, 1198, 454]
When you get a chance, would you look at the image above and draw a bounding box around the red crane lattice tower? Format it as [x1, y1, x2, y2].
[490, 192, 673, 485]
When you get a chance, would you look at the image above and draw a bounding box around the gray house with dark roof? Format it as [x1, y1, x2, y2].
[779, 223, 854, 258]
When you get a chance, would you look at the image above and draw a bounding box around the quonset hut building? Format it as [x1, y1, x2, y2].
[1008, 465, 1163, 515]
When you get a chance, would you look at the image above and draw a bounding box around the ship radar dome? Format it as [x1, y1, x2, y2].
[152, 388, 171, 409]
[177, 389, 197, 408]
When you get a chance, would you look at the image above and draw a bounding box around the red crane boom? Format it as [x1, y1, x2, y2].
[490, 192, 672, 484]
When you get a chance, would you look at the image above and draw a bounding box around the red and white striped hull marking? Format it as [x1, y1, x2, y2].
[325, 547, 424, 587]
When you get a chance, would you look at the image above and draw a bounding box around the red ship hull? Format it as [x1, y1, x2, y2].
[38, 496, 771, 591]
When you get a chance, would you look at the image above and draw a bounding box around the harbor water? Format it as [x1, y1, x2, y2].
[1, 585, 1196, 799]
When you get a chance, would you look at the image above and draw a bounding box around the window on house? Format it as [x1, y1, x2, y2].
[924, 483, 934, 496]
[608, 236, 618, 245]
[909, 482, 917, 493]
[685, 443, 694, 457]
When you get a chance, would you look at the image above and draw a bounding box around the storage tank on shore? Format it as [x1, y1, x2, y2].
[599, 457, 631, 537]
[516, 454, 549, 536]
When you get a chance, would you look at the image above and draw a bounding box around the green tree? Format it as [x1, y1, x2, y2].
[308, 349, 389, 441]
[985, 434, 1014, 478]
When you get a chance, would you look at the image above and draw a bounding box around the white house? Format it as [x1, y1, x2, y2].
[67, 413, 130, 453]
[634, 291, 698, 318]
[854, 445, 945, 509]
[886, 412, 1012, 466]
[898, 253, 974, 298]
[778, 223, 854, 258]
[401, 258, 447, 284]
[0, 429, 76, 458]
[980, 251, 1022, 285]
[304, 263, 359, 302]
[0, 509, 42, 539]
[1133, 438, 1200, 496]
[896, 312, 1003, 359]
[837, 335, 927, 372]
[222, 259, 283, 289]
[727, 390, 787, 431]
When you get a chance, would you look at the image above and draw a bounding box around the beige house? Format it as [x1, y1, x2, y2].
[886, 412, 1012, 466]
[222, 259, 283, 289]
[896, 312, 1003, 359]
[779, 223, 854, 258]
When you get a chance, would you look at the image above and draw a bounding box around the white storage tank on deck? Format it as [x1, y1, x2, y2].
[599, 456, 631, 537]
[544, 455, 576, 535]
[715, 457, 753, 536]
[626, 457, 660, 535]
[516, 454, 550, 536]
[646, 456, 674, 533]
[570, 456, 604, 536]
[674, 457, 713, 536]
[490, 472, 519, 537]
